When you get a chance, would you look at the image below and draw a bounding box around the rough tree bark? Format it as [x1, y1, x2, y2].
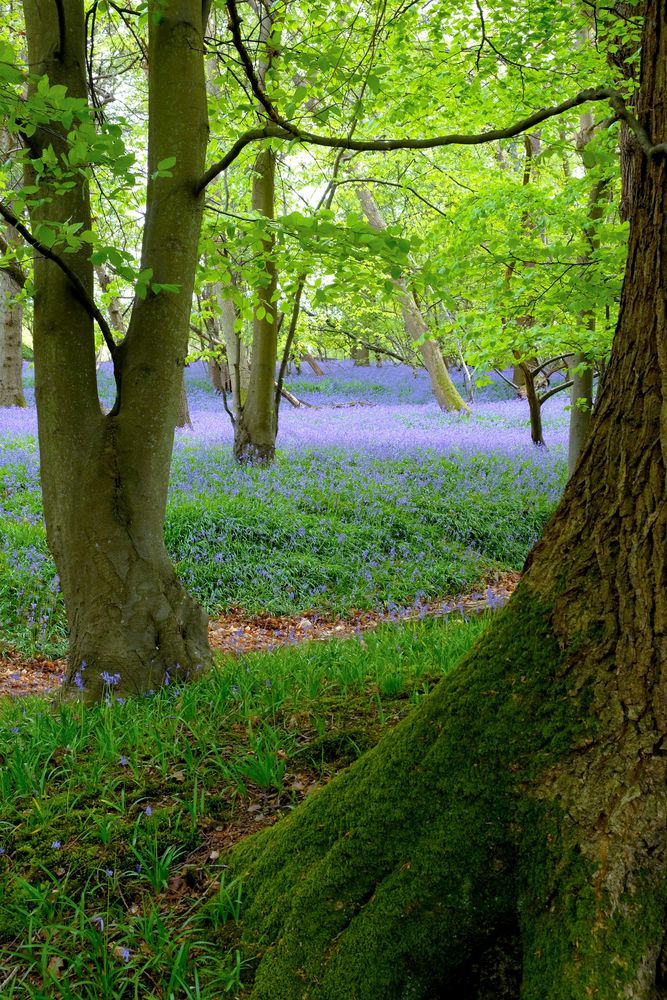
[355, 185, 469, 413]
[23, 0, 211, 699]
[228, 7, 667, 997]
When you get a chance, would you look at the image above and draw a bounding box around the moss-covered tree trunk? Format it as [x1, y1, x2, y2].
[23, 0, 211, 699]
[229, 8, 667, 996]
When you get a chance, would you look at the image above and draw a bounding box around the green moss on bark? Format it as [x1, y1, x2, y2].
[228, 586, 593, 998]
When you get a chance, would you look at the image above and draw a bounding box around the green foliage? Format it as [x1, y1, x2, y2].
[0, 615, 488, 998]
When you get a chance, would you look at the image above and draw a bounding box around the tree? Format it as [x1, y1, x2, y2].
[354, 183, 469, 413]
[222, 5, 667, 996]
[15, 0, 212, 700]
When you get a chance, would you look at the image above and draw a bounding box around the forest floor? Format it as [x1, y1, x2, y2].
[0, 570, 520, 699]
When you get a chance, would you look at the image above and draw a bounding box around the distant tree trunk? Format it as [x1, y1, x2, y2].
[233, 146, 278, 465]
[303, 352, 324, 376]
[176, 375, 192, 429]
[207, 356, 228, 394]
[567, 352, 593, 476]
[228, 9, 667, 995]
[0, 264, 26, 407]
[567, 113, 610, 475]
[355, 186, 469, 413]
[232, 3, 279, 465]
[352, 344, 370, 365]
[216, 293, 249, 412]
[520, 361, 545, 447]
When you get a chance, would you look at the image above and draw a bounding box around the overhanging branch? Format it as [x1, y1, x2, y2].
[198, 86, 645, 193]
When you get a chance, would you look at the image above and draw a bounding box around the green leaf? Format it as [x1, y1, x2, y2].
[157, 156, 177, 172]
[35, 225, 56, 249]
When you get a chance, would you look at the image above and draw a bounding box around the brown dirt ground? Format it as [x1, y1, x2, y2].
[0, 570, 520, 699]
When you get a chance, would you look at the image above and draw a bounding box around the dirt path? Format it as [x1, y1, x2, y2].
[0, 571, 520, 699]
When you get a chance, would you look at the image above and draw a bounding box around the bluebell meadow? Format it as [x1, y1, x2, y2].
[1, 360, 567, 657]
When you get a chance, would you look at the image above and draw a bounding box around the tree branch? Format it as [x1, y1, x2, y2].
[225, 0, 298, 133]
[333, 176, 448, 217]
[539, 378, 574, 405]
[199, 88, 628, 192]
[0, 233, 27, 288]
[0, 200, 117, 357]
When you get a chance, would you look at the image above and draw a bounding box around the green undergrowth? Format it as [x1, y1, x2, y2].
[0, 441, 562, 657]
[0, 614, 489, 999]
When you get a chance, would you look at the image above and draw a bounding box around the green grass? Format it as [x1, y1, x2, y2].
[0, 614, 489, 999]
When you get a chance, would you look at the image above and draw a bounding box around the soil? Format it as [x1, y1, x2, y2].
[0, 570, 520, 699]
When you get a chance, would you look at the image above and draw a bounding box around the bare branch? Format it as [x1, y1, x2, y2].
[225, 0, 298, 133]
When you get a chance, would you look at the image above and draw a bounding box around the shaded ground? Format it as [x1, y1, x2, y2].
[0, 571, 519, 699]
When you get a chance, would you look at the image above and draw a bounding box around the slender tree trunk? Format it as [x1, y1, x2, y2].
[218, 293, 250, 413]
[567, 351, 593, 476]
[176, 375, 193, 429]
[233, 146, 278, 464]
[0, 264, 26, 407]
[352, 344, 370, 365]
[303, 352, 324, 375]
[23, 0, 211, 700]
[228, 10, 667, 997]
[355, 186, 469, 412]
[567, 115, 610, 474]
[520, 361, 545, 447]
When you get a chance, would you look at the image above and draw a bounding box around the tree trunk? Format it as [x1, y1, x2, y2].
[352, 344, 370, 365]
[567, 351, 593, 477]
[0, 264, 26, 407]
[23, 0, 211, 700]
[176, 374, 192, 429]
[303, 352, 324, 376]
[355, 186, 469, 413]
[233, 146, 278, 465]
[228, 8, 667, 996]
[520, 361, 545, 447]
[567, 122, 610, 475]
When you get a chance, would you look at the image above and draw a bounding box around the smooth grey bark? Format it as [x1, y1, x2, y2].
[23, 0, 211, 699]
[232, 2, 279, 464]
[567, 352, 594, 476]
[0, 260, 26, 408]
[233, 146, 278, 464]
[355, 186, 469, 412]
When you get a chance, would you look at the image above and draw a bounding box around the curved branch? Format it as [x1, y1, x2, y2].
[199, 87, 631, 193]
[0, 233, 27, 288]
[225, 0, 298, 133]
[0, 200, 117, 357]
